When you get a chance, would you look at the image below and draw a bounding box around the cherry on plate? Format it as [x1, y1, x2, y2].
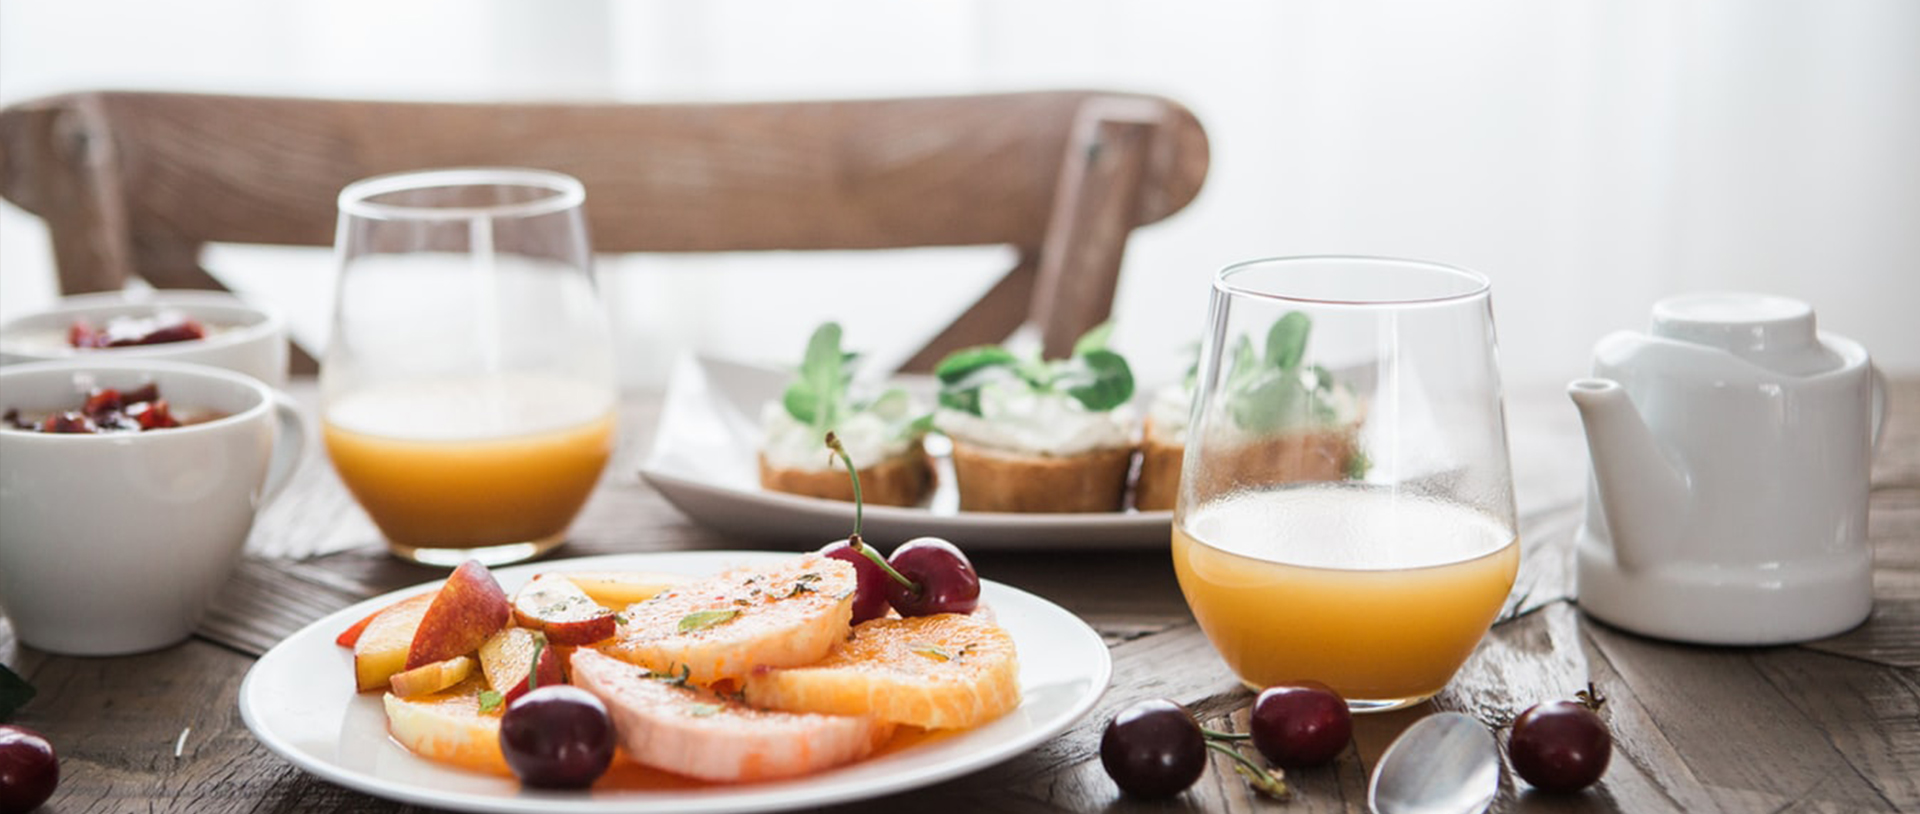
[819, 539, 892, 624]
[499, 685, 616, 789]
[884, 537, 980, 617]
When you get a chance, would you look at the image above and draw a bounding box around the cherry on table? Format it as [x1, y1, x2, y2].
[1508, 687, 1612, 793]
[0, 724, 58, 813]
[1100, 699, 1206, 798]
[1249, 681, 1352, 767]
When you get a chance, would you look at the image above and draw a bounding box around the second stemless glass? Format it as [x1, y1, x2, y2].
[1171, 256, 1518, 712]
[322, 168, 616, 566]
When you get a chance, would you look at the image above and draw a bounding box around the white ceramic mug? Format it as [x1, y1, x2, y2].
[0, 291, 290, 387]
[0, 360, 306, 655]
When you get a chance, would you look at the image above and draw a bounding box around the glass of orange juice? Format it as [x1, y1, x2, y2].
[1171, 256, 1518, 712]
[322, 168, 616, 566]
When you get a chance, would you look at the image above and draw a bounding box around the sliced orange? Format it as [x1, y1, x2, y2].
[382, 675, 509, 776]
[598, 555, 855, 686]
[743, 613, 1020, 729]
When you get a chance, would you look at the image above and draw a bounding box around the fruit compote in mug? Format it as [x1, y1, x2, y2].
[0, 360, 306, 655]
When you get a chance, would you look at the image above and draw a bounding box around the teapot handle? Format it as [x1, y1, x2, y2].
[1870, 364, 1889, 456]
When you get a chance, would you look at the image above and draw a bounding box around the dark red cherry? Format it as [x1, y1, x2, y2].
[499, 685, 616, 789]
[884, 537, 979, 616]
[1100, 699, 1206, 798]
[1509, 698, 1611, 792]
[820, 538, 892, 623]
[1249, 682, 1352, 767]
[0, 724, 58, 813]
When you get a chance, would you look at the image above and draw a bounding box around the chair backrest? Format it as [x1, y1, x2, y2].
[0, 90, 1208, 373]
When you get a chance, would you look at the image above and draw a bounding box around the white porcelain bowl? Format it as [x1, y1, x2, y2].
[0, 291, 289, 387]
[0, 359, 306, 655]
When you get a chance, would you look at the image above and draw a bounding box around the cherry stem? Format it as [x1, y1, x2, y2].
[526, 632, 548, 692]
[1576, 681, 1607, 712]
[1205, 741, 1290, 800]
[825, 433, 919, 591]
[1201, 727, 1251, 742]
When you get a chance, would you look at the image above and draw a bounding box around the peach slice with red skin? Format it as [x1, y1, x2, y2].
[478, 626, 565, 704]
[406, 560, 512, 670]
[512, 573, 617, 645]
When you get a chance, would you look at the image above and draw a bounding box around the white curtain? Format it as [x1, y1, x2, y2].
[3, 0, 1915, 390]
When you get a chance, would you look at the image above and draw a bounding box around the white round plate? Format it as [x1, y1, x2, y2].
[238, 551, 1111, 814]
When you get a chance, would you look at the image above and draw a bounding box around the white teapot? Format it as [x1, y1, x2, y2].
[1567, 292, 1887, 645]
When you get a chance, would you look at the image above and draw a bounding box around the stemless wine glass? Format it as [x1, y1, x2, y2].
[322, 168, 616, 566]
[1171, 256, 1518, 712]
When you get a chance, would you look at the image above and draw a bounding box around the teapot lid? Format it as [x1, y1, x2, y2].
[1650, 292, 1842, 375]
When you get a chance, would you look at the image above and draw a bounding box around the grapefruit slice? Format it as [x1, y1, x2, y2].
[743, 612, 1020, 729]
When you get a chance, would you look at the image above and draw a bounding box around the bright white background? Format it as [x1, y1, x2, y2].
[3, 0, 1916, 392]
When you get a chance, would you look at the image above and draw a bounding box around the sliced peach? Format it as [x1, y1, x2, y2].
[406, 560, 511, 670]
[383, 675, 510, 776]
[555, 570, 692, 608]
[512, 573, 617, 645]
[478, 626, 564, 703]
[353, 593, 436, 692]
[390, 655, 475, 698]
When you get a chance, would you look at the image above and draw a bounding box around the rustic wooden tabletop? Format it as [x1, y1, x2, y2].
[3, 378, 1915, 813]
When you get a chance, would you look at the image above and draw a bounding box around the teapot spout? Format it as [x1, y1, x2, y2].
[1568, 378, 1689, 571]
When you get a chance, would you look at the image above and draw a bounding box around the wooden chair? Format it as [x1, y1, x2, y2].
[0, 90, 1208, 374]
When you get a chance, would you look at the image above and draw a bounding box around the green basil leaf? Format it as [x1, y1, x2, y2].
[1071, 321, 1115, 357]
[1229, 369, 1309, 433]
[934, 345, 1018, 383]
[936, 346, 1021, 416]
[1265, 312, 1311, 371]
[785, 322, 848, 432]
[1063, 348, 1134, 412]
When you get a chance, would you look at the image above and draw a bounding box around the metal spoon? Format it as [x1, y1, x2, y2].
[1368, 711, 1501, 814]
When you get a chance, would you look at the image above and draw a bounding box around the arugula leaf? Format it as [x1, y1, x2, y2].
[782, 323, 849, 433]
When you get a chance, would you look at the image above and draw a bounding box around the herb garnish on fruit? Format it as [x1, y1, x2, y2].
[935, 322, 1134, 416]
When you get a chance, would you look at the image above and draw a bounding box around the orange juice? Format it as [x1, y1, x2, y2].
[323, 377, 614, 550]
[1172, 485, 1518, 709]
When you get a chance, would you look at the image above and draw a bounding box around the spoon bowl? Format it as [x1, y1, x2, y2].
[1368, 711, 1500, 814]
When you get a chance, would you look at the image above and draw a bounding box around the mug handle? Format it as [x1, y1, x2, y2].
[261, 388, 309, 505]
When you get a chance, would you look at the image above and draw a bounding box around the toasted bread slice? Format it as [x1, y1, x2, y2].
[758, 448, 933, 507]
[571, 649, 892, 782]
[743, 613, 1020, 729]
[597, 555, 856, 686]
[948, 440, 1134, 513]
[1186, 427, 1358, 503]
[1132, 416, 1184, 511]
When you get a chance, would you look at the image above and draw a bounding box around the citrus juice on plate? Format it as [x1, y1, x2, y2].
[1172, 485, 1518, 709]
[323, 374, 614, 562]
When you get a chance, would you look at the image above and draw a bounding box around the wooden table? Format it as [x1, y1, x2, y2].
[4, 378, 1916, 813]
